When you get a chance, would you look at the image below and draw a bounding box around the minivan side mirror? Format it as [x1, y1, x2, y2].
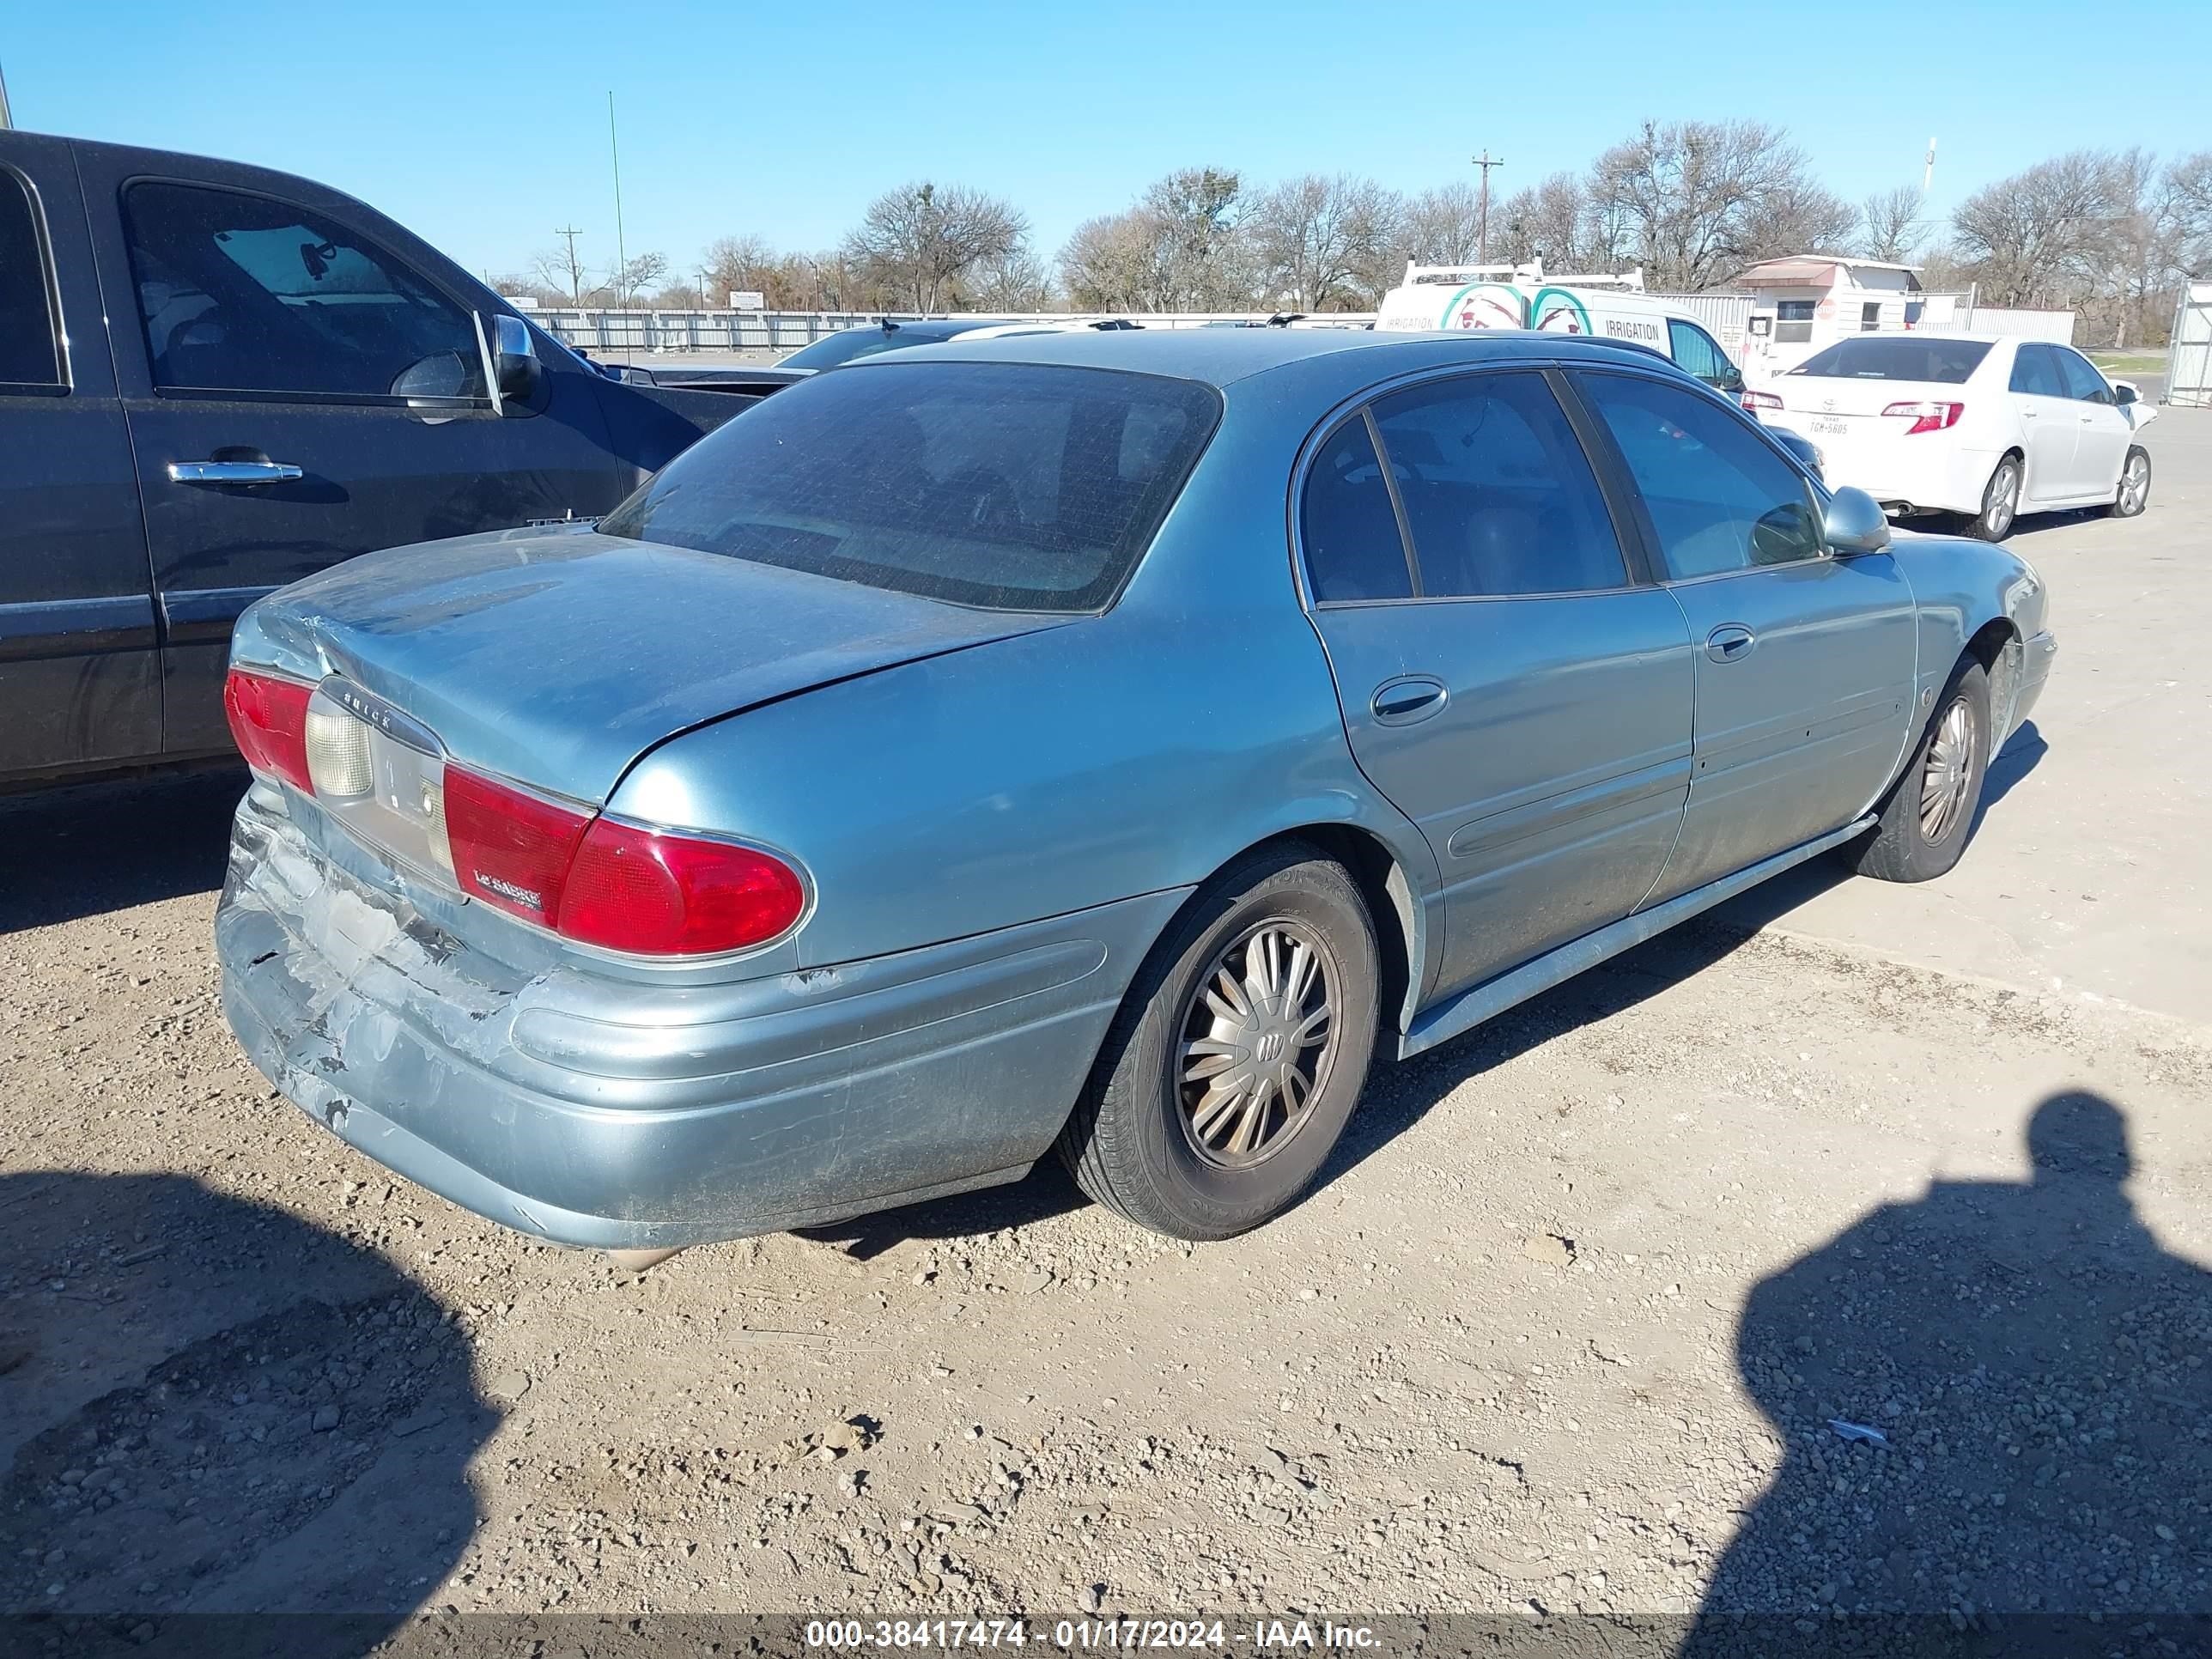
[491, 313, 544, 414]
[1824, 486, 1892, 556]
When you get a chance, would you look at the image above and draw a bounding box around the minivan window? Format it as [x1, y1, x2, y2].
[1576, 372, 1823, 579]
[121, 182, 487, 401]
[599, 362, 1221, 613]
[1369, 373, 1626, 597]
[1787, 337, 1992, 383]
[1302, 416, 1413, 603]
[1667, 320, 1732, 386]
[0, 168, 64, 390]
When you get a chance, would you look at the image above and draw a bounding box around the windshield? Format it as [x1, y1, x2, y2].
[598, 361, 1222, 612]
[779, 320, 998, 371]
[1785, 337, 1991, 384]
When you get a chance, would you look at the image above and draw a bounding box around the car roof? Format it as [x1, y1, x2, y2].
[854, 325, 1685, 389]
[1820, 330, 2014, 345]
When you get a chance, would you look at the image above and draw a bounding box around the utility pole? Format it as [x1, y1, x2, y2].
[1473, 150, 1505, 265]
[0, 58, 15, 130]
[607, 93, 629, 304]
[553, 225, 586, 301]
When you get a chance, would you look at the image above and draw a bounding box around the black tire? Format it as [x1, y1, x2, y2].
[1056, 843, 1380, 1241]
[1845, 657, 1992, 884]
[1962, 455, 2022, 541]
[2105, 445, 2151, 519]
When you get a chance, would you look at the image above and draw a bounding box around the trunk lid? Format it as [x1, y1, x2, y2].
[241, 526, 1066, 804]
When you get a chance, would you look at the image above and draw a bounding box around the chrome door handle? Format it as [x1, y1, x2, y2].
[167, 459, 305, 485]
[1370, 676, 1447, 724]
[1705, 625, 1756, 664]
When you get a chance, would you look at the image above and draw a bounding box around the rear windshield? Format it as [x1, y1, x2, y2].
[779, 321, 987, 371]
[1785, 337, 1992, 384]
[598, 361, 1221, 612]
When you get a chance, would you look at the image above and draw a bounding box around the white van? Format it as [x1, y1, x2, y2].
[1375, 262, 1747, 398]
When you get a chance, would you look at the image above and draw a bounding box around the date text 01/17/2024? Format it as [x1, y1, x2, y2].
[802, 1620, 1382, 1650]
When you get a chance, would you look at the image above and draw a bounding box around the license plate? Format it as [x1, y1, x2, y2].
[1810, 418, 1849, 435]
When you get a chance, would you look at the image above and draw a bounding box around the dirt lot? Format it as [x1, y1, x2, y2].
[4, 413, 2209, 1655]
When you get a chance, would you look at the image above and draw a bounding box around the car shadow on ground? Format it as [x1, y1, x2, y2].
[1680, 1089, 2212, 1654]
[0, 1171, 493, 1656]
[0, 769, 246, 934]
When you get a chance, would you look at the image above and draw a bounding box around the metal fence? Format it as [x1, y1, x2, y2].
[2169, 283, 2212, 408]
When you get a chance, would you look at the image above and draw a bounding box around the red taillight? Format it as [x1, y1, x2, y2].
[222, 668, 314, 793]
[560, 818, 805, 957]
[438, 763, 804, 955]
[1740, 389, 1784, 412]
[1883, 400, 1965, 434]
[441, 765, 593, 928]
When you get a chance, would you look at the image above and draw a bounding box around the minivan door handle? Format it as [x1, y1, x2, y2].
[1370, 676, 1448, 724]
[167, 459, 305, 485]
[1705, 625, 1756, 664]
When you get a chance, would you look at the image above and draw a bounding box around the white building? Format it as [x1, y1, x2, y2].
[1730, 255, 1936, 380]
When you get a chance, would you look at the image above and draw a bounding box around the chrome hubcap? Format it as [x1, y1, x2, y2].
[1919, 697, 1977, 843]
[1986, 467, 2018, 535]
[1177, 921, 1336, 1169]
[2120, 457, 2148, 514]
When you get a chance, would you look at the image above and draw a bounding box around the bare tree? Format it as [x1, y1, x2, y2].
[2163, 149, 2212, 273]
[843, 182, 1030, 312]
[1059, 211, 1162, 312]
[1951, 149, 2138, 307]
[1589, 120, 1849, 289]
[1401, 182, 1485, 266]
[608, 251, 669, 307]
[1491, 173, 1597, 269]
[531, 239, 595, 303]
[1858, 185, 1928, 263]
[1057, 169, 1253, 312]
[968, 246, 1057, 312]
[1247, 173, 1404, 310]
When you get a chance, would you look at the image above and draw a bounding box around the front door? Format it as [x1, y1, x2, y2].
[1568, 368, 1917, 904]
[0, 137, 161, 781]
[1300, 369, 1695, 1002]
[2007, 344, 2081, 502]
[2055, 346, 2132, 499]
[76, 152, 632, 756]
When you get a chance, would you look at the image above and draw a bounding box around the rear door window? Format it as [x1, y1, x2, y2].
[2008, 344, 2068, 398]
[1302, 415, 1414, 603]
[121, 181, 486, 402]
[1369, 372, 1627, 597]
[1574, 372, 1823, 579]
[599, 362, 1221, 613]
[0, 167, 64, 391]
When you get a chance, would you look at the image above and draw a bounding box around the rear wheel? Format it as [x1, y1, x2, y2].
[1056, 844, 1379, 1241]
[2106, 446, 2151, 518]
[1963, 455, 2021, 541]
[1845, 656, 1992, 883]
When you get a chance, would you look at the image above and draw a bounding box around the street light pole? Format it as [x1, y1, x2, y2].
[0, 58, 15, 130]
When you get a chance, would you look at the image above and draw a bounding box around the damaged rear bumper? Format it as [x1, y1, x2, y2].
[217, 783, 1181, 1249]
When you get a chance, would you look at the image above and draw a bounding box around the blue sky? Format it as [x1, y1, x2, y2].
[6, 0, 2207, 286]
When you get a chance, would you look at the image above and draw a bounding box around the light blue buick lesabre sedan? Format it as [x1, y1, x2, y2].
[216, 328, 2054, 1257]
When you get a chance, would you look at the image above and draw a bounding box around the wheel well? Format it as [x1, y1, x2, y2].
[1966, 617, 2023, 739]
[1241, 825, 1417, 1039]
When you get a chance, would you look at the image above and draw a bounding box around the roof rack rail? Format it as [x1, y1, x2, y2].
[1399, 259, 1646, 292]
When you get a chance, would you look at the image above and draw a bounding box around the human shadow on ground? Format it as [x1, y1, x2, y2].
[0, 1172, 493, 1657]
[1681, 1091, 2212, 1657]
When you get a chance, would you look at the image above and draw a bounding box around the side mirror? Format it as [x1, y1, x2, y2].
[2112, 380, 2139, 406]
[490, 313, 543, 414]
[1825, 485, 1892, 556]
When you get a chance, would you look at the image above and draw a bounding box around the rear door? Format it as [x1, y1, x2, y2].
[72, 143, 632, 757]
[1300, 368, 1694, 1002]
[2006, 343, 2079, 501]
[2054, 345, 2131, 498]
[1568, 368, 1917, 903]
[0, 136, 161, 781]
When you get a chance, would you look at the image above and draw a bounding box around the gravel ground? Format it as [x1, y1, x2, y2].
[3, 778, 2208, 1650]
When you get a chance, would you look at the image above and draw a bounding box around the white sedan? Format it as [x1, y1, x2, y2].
[1744, 332, 2157, 539]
